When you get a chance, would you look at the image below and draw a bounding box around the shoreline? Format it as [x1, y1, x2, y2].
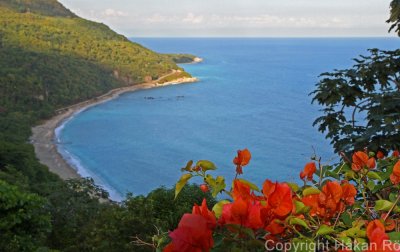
[30, 74, 199, 185]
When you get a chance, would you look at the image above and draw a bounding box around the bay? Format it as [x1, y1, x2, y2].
[57, 38, 399, 199]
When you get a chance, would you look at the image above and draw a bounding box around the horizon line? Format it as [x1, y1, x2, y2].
[129, 35, 398, 39]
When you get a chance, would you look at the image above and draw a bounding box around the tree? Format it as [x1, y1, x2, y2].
[388, 0, 400, 36]
[0, 180, 51, 251]
[311, 1, 400, 153]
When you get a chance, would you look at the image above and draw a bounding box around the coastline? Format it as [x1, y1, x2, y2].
[30, 73, 199, 184]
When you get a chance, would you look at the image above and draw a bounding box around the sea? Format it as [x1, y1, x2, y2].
[56, 38, 399, 201]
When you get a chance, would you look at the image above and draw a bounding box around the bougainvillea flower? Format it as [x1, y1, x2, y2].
[192, 199, 216, 229]
[232, 179, 251, 201]
[262, 179, 276, 198]
[265, 219, 285, 235]
[168, 213, 214, 252]
[376, 150, 385, 159]
[366, 220, 385, 239]
[233, 149, 251, 174]
[219, 197, 264, 230]
[381, 213, 396, 232]
[341, 180, 357, 206]
[300, 162, 317, 181]
[352, 151, 376, 171]
[267, 183, 293, 217]
[390, 160, 400, 185]
[163, 243, 175, 252]
[364, 220, 400, 252]
[319, 181, 342, 212]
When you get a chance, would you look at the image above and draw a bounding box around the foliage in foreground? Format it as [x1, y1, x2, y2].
[311, 49, 400, 154]
[161, 148, 400, 251]
[311, 1, 400, 154]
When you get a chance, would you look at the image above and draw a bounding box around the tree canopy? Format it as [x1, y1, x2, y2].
[311, 1, 400, 154]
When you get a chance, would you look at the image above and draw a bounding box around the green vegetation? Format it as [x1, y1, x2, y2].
[311, 0, 400, 155]
[0, 1, 194, 115]
[158, 71, 192, 84]
[0, 0, 203, 251]
[0, 0, 76, 17]
[0, 0, 398, 250]
[164, 53, 198, 64]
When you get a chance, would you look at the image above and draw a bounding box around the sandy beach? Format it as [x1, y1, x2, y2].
[30, 74, 198, 180]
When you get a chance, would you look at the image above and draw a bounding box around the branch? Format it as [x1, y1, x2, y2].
[351, 99, 369, 128]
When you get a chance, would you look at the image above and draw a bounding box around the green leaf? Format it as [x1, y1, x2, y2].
[316, 224, 336, 236]
[367, 171, 382, 181]
[341, 212, 352, 227]
[196, 160, 217, 172]
[325, 170, 340, 179]
[342, 227, 366, 238]
[181, 160, 193, 171]
[212, 200, 230, 218]
[367, 180, 375, 191]
[212, 176, 226, 197]
[345, 170, 356, 180]
[288, 217, 309, 229]
[388, 232, 400, 242]
[174, 173, 192, 199]
[375, 200, 397, 212]
[303, 187, 320, 197]
[294, 200, 308, 214]
[287, 182, 300, 192]
[236, 178, 260, 192]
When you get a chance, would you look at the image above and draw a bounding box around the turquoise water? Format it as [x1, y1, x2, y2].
[57, 38, 399, 200]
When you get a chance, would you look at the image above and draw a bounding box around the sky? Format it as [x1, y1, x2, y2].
[59, 0, 396, 37]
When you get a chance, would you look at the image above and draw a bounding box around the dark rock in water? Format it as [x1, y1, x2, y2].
[144, 96, 155, 100]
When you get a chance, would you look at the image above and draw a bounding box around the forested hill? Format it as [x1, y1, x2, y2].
[0, 2, 205, 251]
[0, 0, 193, 115]
[0, 0, 76, 17]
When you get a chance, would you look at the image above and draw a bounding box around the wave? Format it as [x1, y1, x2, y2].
[55, 113, 124, 202]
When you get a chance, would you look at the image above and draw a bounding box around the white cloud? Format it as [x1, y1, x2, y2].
[102, 8, 127, 17]
[182, 13, 204, 24]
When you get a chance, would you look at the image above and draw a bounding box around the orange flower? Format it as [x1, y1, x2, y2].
[364, 220, 399, 252]
[367, 220, 385, 239]
[168, 213, 214, 252]
[267, 183, 293, 217]
[262, 179, 276, 198]
[393, 150, 399, 158]
[265, 219, 286, 235]
[300, 162, 317, 181]
[167, 199, 216, 252]
[352, 151, 376, 172]
[219, 197, 264, 230]
[319, 181, 343, 213]
[232, 179, 251, 201]
[233, 149, 251, 175]
[341, 180, 357, 206]
[376, 150, 385, 159]
[192, 199, 216, 229]
[381, 213, 396, 232]
[302, 193, 325, 217]
[390, 160, 400, 185]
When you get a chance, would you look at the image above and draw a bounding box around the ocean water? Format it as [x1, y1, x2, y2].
[57, 38, 399, 200]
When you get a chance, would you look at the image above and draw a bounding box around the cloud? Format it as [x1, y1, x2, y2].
[102, 8, 127, 17]
[140, 13, 350, 29]
[182, 13, 204, 24]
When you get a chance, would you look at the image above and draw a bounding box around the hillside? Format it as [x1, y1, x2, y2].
[0, 1, 204, 251]
[0, 2, 194, 115]
[0, 0, 76, 17]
